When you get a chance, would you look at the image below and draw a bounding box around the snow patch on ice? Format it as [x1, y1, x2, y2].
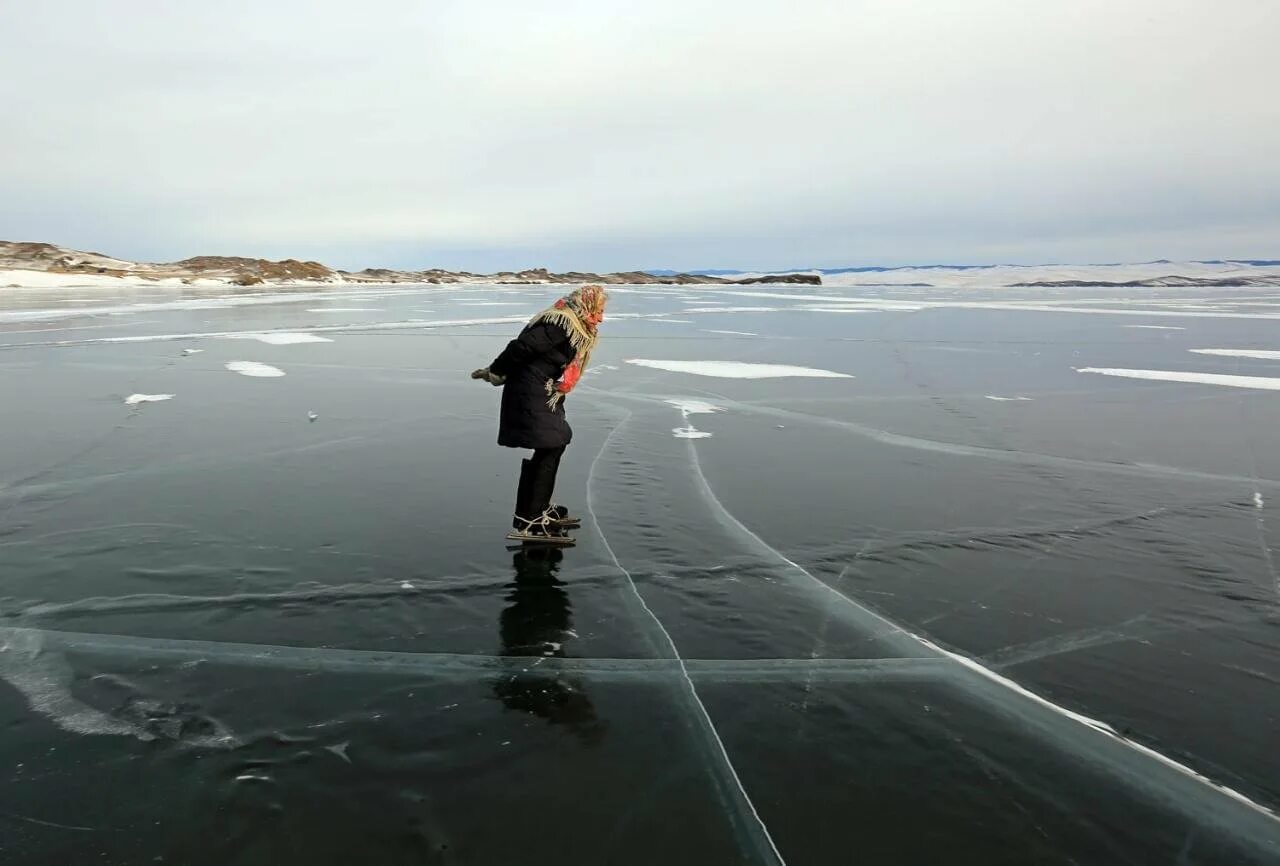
[702, 329, 758, 336]
[673, 427, 714, 439]
[305, 308, 382, 313]
[627, 359, 852, 379]
[681, 306, 779, 313]
[665, 399, 724, 415]
[223, 332, 333, 345]
[1076, 367, 1280, 391]
[794, 306, 881, 313]
[226, 361, 285, 378]
[1124, 325, 1186, 330]
[67, 316, 529, 346]
[1190, 348, 1280, 361]
[124, 394, 173, 406]
[1255, 492, 1265, 510]
[984, 395, 1033, 402]
[667, 398, 724, 439]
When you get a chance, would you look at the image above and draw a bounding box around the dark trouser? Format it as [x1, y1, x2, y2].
[514, 445, 566, 525]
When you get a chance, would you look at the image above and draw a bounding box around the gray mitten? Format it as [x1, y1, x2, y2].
[470, 367, 505, 386]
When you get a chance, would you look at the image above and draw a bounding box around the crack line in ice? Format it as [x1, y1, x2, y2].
[679, 433, 1280, 830]
[0, 629, 942, 678]
[0, 810, 97, 832]
[586, 409, 787, 866]
[981, 615, 1200, 669]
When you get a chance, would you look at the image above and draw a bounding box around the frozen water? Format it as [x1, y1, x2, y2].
[1, 279, 1279, 864]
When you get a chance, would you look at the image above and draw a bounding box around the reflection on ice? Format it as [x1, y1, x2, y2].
[494, 546, 605, 743]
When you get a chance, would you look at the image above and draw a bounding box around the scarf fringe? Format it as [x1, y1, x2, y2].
[545, 379, 564, 410]
[530, 305, 598, 408]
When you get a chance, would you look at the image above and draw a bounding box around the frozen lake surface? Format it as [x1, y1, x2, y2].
[1, 280, 1279, 864]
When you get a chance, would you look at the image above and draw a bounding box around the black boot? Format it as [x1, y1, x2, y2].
[512, 458, 534, 531]
[529, 450, 581, 529]
[509, 457, 573, 544]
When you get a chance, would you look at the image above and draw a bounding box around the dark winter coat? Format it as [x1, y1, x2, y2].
[489, 320, 575, 450]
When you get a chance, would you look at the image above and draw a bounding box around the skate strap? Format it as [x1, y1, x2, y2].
[512, 509, 557, 531]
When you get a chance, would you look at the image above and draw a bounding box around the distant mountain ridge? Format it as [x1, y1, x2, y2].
[649, 258, 1280, 276]
[0, 241, 819, 288]
[652, 258, 1280, 289]
[3, 241, 1278, 290]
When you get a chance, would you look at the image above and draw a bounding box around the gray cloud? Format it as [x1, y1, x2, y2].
[2, 0, 1277, 270]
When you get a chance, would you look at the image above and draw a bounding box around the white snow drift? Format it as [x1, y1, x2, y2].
[1076, 368, 1280, 391]
[225, 361, 285, 378]
[124, 394, 174, 406]
[1190, 349, 1280, 361]
[223, 332, 333, 345]
[627, 359, 852, 379]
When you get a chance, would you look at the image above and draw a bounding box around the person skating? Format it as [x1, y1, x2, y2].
[471, 284, 607, 544]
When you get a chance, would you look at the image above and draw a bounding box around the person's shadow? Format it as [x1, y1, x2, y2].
[492, 546, 605, 744]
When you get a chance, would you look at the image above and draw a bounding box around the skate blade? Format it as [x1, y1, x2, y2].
[551, 518, 583, 529]
[505, 531, 576, 547]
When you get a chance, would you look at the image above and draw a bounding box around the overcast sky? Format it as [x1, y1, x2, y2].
[1, 0, 1277, 271]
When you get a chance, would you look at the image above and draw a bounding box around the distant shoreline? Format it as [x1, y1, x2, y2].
[3, 240, 1280, 291]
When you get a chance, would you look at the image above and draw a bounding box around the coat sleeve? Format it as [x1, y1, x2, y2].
[489, 322, 565, 377]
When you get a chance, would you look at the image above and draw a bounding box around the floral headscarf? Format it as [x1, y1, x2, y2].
[528, 284, 607, 407]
